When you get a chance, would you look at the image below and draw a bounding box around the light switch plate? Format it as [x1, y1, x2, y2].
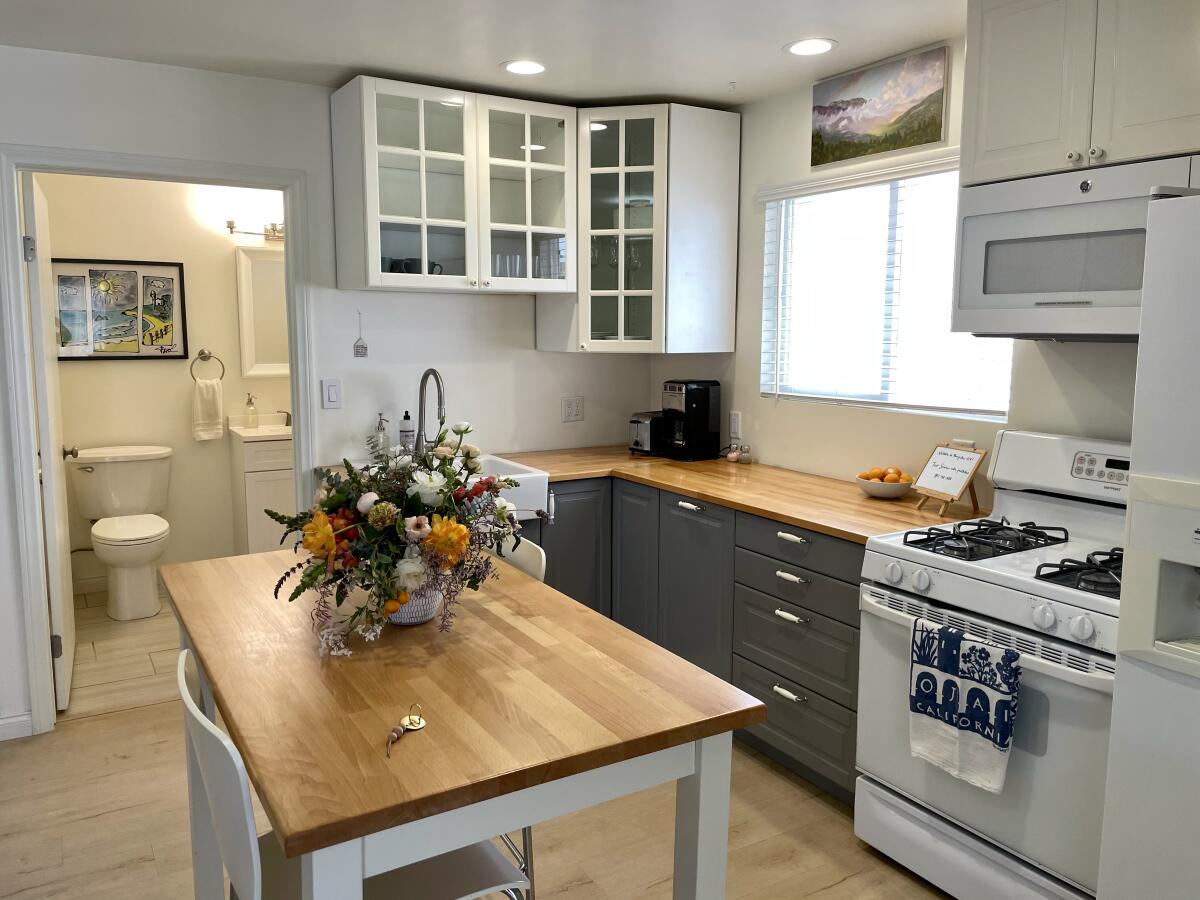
[561, 396, 584, 423]
[729, 410, 742, 440]
[321, 378, 343, 409]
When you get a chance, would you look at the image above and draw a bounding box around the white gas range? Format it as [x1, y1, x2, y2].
[854, 431, 1131, 900]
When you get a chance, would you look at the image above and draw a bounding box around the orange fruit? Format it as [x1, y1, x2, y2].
[383, 598, 402, 615]
[899, 474, 914, 483]
[869, 477, 883, 483]
[857, 471, 872, 481]
[885, 466, 902, 476]
[883, 473, 901, 484]
[867, 467, 885, 480]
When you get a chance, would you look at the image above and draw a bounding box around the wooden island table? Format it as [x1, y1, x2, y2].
[162, 549, 766, 899]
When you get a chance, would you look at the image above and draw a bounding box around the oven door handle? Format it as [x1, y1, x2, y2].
[860, 593, 1115, 695]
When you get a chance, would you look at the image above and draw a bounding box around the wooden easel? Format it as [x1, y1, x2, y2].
[914, 443, 987, 517]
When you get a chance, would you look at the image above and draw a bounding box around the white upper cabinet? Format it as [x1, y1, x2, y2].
[1090, 0, 1200, 166]
[331, 76, 576, 292]
[536, 103, 739, 354]
[960, 0, 1097, 185]
[962, 0, 1200, 185]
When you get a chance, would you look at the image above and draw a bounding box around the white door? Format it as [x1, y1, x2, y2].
[960, 0, 1098, 185]
[1090, 0, 1200, 165]
[21, 172, 76, 711]
[245, 470, 296, 554]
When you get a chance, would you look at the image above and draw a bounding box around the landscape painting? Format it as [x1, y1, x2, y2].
[811, 45, 947, 167]
[51, 259, 188, 360]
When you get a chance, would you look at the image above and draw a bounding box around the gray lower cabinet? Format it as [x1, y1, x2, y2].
[542, 478, 612, 616]
[658, 490, 734, 680]
[612, 480, 660, 641]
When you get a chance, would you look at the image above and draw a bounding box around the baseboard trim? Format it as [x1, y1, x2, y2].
[73, 575, 107, 595]
[0, 713, 33, 741]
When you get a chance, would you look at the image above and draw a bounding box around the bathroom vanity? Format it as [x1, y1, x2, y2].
[229, 414, 295, 554]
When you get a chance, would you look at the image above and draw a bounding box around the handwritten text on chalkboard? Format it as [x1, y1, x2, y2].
[915, 446, 985, 498]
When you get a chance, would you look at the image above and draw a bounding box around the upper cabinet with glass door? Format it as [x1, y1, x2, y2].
[536, 103, 740, 353]
[331, 76, 576, 293]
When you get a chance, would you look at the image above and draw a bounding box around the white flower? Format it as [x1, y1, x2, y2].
[391, 453, 414, 470]
[461, 443, 482, 459]
[451, 421, 472, 435]
[465, 457, 483, 474]
[403, 515, 432, 542]
[395, 556, 427, 591]
[406, 470, 448, 504]
[355, 492, 380, 515]
[314, 483, 332, 503]
[494, 497, 516, 521]
[433, 445, 456, 460]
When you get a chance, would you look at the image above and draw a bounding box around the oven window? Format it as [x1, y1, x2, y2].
[983, 229, 1146, 294]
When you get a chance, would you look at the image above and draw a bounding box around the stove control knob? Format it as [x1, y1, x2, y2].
[913, 568, 933, 593]
[884, 562, 904, 585]
[1032, 603, 1057, 631]
[1070, 615, 1096, 641]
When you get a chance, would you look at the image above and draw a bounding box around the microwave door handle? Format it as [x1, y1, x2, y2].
[1150, 185, 1200, 200]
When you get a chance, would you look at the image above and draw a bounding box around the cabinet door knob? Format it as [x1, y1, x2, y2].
[1066, 150, 1082, 162]
[773, 608, 809, 625]
[62, 446, 79, 460]
[677, 500, 704, 512]
[776, 531, 809, 545]
[1088, 146, 1106, 160]
[771, 684, 808, 703]
[774, 570, 810, 586]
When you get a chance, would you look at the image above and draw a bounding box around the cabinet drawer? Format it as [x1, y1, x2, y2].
[733, 655, 857, 792]
[735, 512, 863, 584]
[734, 547, 859, 628]
[242, 439, 294, 473]
[733, 584, 859, 709]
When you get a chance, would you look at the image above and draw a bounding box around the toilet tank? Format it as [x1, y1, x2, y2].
[69, 446, 172, 519]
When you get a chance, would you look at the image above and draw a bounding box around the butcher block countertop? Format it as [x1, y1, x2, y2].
[503, 446, 966, 544]
[162, 550, 766, 857]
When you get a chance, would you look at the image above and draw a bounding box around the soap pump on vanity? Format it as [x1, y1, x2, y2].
[244, 393, 259, 428]
[398, 410, 416, 453]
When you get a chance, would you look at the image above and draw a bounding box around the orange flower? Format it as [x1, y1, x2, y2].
[302, 509, 336, 559]
[422, 514, 470, 568]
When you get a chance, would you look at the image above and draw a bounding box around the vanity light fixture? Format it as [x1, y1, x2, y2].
[502, 59, 545, 75]
[226, 220, 285, 241]
[784, 37, 838, 56]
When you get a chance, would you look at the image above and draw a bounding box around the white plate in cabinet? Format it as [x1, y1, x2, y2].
[331, 75, 577, 293]
[535, 103, 739, 354]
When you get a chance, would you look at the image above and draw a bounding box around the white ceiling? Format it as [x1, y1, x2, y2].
[0, 0, 964, 106]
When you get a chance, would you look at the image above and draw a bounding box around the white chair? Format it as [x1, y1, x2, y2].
[176, 650, 529, 900]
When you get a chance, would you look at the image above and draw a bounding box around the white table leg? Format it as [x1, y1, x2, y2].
[303, 839, 364, 900]
[179, 628, 225, 900]
[672, 732, 732, 899]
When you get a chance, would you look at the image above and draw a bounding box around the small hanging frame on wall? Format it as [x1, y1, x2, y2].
[913, 441, 988, 517]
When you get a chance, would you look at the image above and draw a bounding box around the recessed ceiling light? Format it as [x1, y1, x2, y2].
[589, 122, 608, 132]
[502, 59, 545, 76]
[520, 143, 547, 151]
[784, 37, 838, 56]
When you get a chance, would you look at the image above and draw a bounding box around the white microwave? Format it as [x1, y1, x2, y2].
[953, 156, 1197, 340]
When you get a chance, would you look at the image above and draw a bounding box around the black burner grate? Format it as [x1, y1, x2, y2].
[903, 517, 1070, 561]
[1035, 548, 1124, 597]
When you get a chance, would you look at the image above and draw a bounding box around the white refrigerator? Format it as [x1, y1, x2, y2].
[1099, 192, 1200, 898]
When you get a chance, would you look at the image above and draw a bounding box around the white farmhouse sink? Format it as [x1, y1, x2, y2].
[473, 454, 549, 518]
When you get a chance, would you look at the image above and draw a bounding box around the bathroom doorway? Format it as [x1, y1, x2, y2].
[20, 171, 296, 722]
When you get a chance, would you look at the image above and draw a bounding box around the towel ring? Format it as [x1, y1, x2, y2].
[190, 349, 225, 381]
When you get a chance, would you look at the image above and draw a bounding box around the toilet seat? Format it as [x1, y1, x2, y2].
[91, 514, 170, 546]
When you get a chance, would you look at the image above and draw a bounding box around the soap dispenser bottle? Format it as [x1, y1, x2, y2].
[244, 393, 259, 428]
[366, 413, 390, 461]
[398, 410, 416, 453]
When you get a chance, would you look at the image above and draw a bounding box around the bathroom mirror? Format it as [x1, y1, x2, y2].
[234, 246, 288, 378]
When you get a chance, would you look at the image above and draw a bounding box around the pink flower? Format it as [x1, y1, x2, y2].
[404, 515, 432, 542]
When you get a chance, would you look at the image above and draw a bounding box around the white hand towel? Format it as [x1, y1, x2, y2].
[909, 617, 1022, 793]
[192, 377, 224, 441]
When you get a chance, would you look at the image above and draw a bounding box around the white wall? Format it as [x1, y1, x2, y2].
[0, 45, 650, 730]
[730, 39, 1138, 493]
[37, 174, 292, 576]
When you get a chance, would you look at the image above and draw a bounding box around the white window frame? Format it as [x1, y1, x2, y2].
[758, 152, 1008, 422]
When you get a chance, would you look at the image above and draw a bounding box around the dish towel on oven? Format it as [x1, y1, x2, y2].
[192, 377, 224, 441]
[909, 617, 1022, 793]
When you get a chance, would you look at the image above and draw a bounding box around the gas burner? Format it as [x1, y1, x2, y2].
[1035, 548, 1124, 597]
[903, 518, 1070, 561]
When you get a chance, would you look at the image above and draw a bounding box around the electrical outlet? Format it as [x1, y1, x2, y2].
[561, 396, 584, 423]
[729, 410, 742, 440]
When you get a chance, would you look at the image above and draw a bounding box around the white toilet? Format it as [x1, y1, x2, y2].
[69, 446, 172, 621]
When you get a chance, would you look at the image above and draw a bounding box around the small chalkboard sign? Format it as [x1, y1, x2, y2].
[914, 442, 988, 516]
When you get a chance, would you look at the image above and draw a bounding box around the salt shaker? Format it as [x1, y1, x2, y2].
[738, 443, 753, 464]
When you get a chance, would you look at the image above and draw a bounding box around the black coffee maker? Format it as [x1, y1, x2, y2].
[651, 379, 721, 460]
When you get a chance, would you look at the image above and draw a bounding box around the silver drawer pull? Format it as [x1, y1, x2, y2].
[776, 531, 809, 545]
[677, 500, 704, 512]
[774, 570, 810, 586]
[772, 684, 808, 703]
[773, 608, 809, 625]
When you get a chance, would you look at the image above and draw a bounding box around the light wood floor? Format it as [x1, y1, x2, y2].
[2, 600, 945, 899]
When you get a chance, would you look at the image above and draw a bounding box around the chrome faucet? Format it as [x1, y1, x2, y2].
[414, 368, 445, 456]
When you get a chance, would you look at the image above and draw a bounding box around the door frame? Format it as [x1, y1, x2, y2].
[0, 143, 316, 734]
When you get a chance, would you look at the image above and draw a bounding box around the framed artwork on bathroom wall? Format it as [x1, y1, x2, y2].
[51, 258, 188, 360]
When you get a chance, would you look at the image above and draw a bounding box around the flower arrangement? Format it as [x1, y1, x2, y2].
[267, 421, 536, 655]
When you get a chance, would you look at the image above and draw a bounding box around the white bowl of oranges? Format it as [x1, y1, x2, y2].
[856, 466, 914, 499]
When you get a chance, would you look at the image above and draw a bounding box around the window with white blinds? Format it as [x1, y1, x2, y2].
[760, 168, 1012, 417]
